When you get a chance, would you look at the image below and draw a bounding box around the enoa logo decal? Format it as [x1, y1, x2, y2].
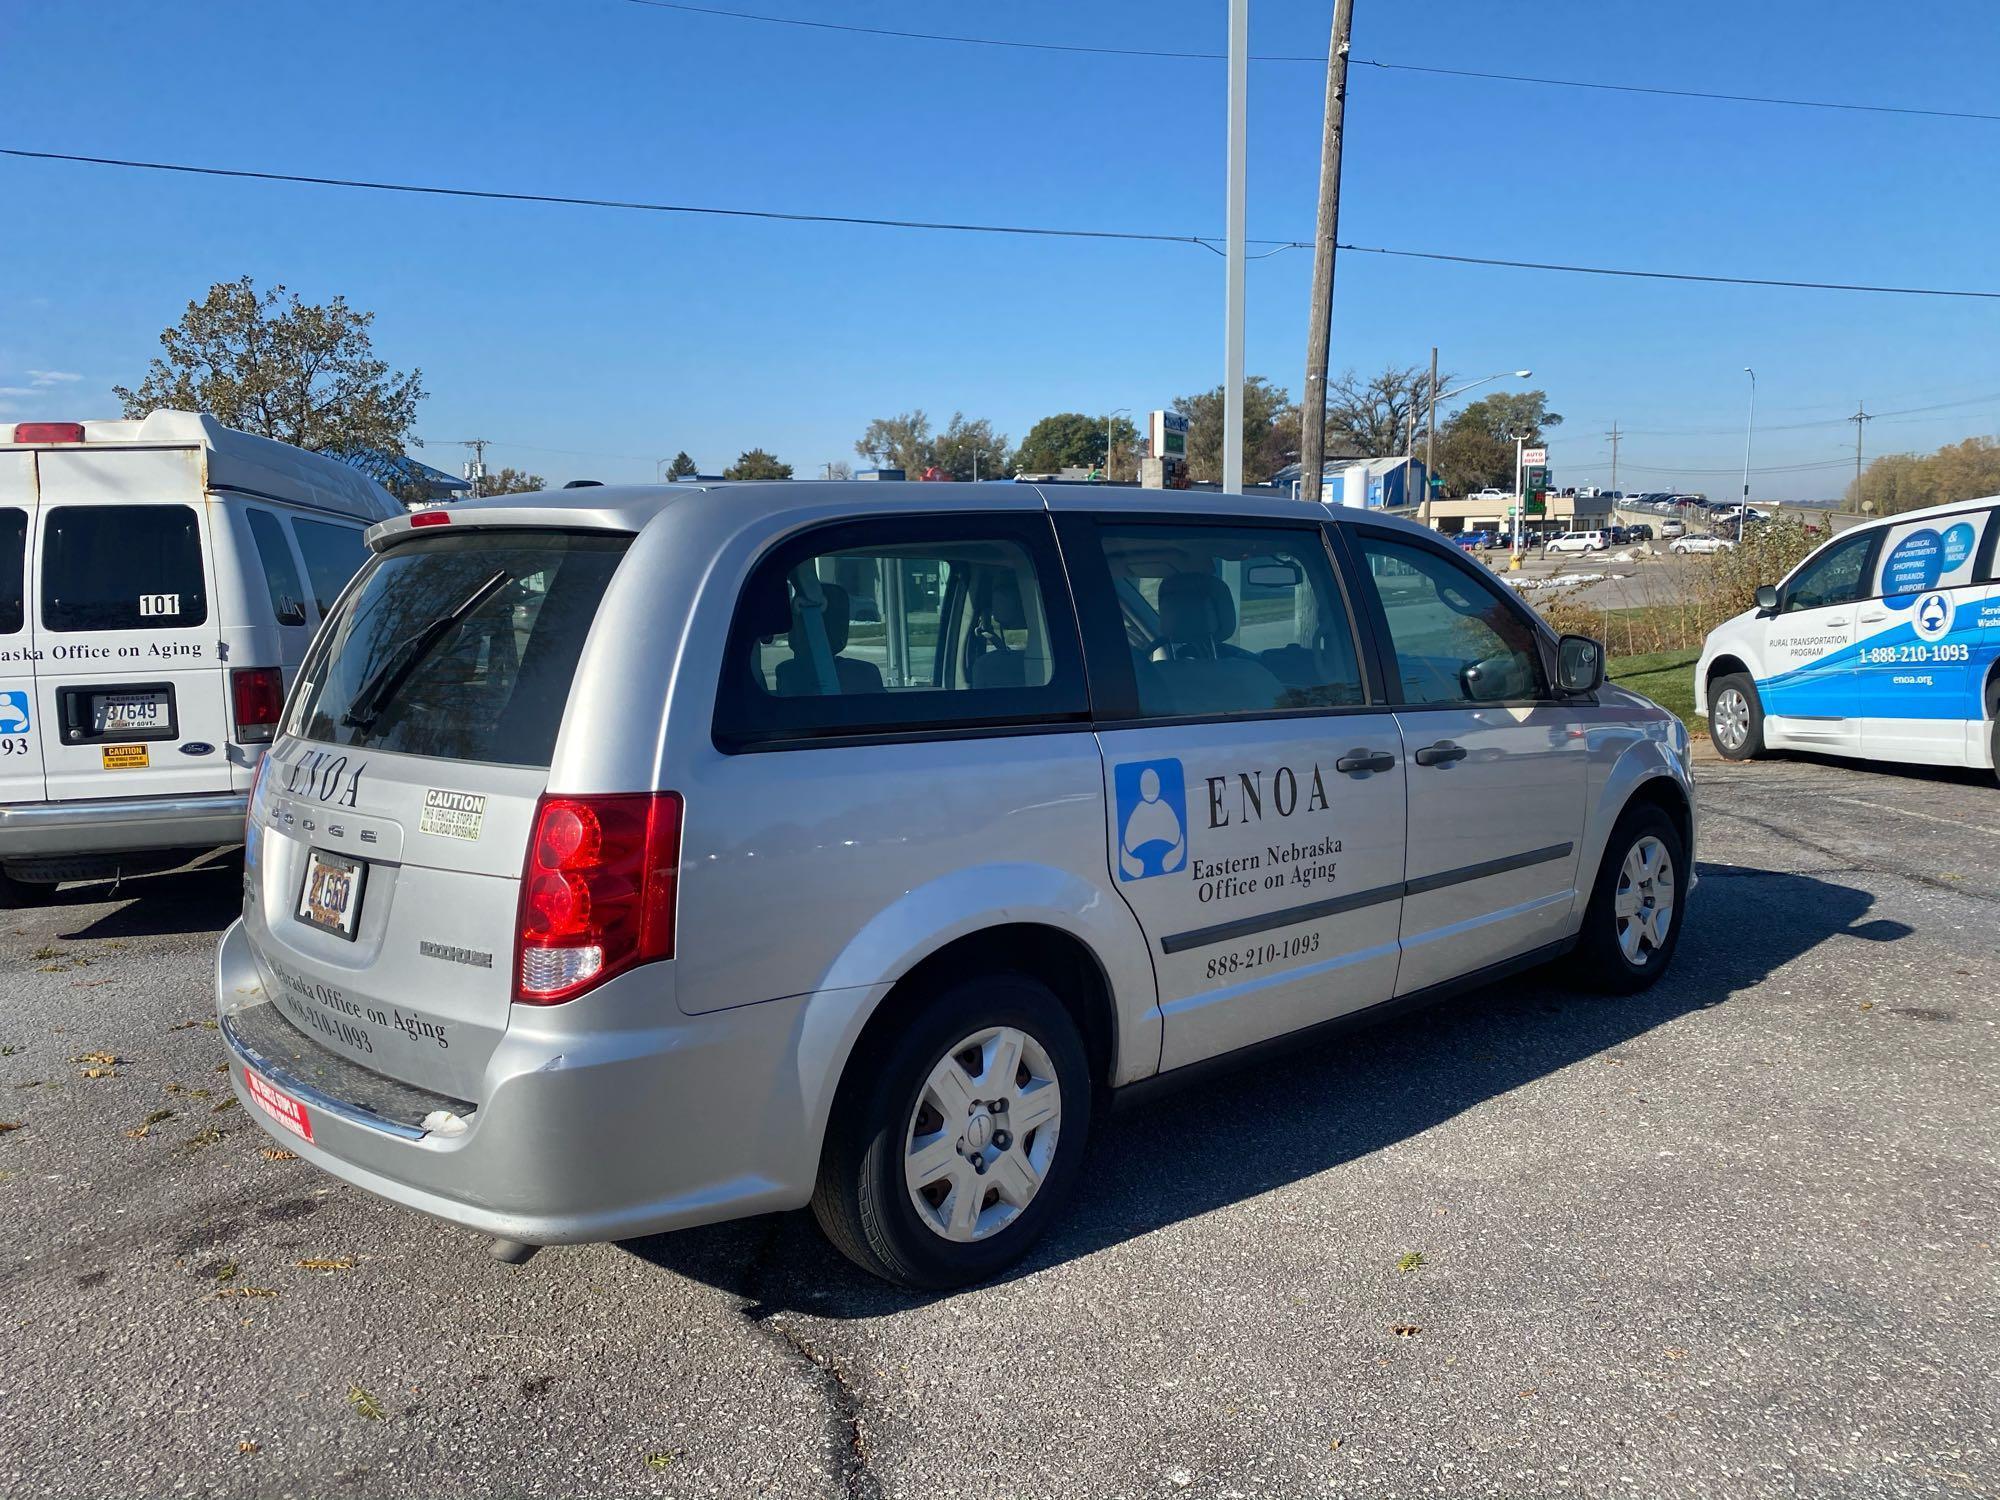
[1911, 591, 1953, 642]
[280, 749, 367, 807]
[1114, 758, 1188, 881]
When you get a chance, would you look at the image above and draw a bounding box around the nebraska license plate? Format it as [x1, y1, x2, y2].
[296, 849, 367, 940]
[244, 1068, 313, 1142]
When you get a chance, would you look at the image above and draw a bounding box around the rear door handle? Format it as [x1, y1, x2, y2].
[1334, 749, 1396, 774]
[1824, 618, 1848, 627]
[1413, 740, 1466, 767]
[1858, 611, 1885, 624]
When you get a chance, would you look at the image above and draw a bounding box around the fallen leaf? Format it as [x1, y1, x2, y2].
[72, 1051, 119, 1067]
[237, 1441, 260, 1455]
[213, 1263, 238, 1282]
[169, 1018, 220, 1032]
[1390, 1323, 1422, 1338]
[1664, 1347, 1688, 1361]
[347, 1386, 385, 1422]
[0, 1120, 22, 1134]
[1395, 1251, 1426, 1274]
[213, 1098, 238, 1114]
[1328, 1437, 1343, 1452]
[183, 1127, 226, 1151]
[1519, 1388, 1538, 1398]
[80, 1067, 115, 1080]
[259, 1148, 298, 1162]
[644, 1452, 677, 1471]
[1858, 1001, 1875, 1012]
[215, 1286, 278, 1299]
[296, 1258, 355, 1271]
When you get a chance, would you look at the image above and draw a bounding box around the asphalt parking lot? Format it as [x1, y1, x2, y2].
[2, 753, 1996, 1499]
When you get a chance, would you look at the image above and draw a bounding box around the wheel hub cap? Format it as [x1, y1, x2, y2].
[905, 1025, 1062, 1243]
[1613, 834, 1676, 966]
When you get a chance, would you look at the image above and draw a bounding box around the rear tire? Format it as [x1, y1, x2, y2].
[1569, 803, 1686, 995]
[1986, 674, 2000, 788]
[812, 974, 1092, 1290]
[1708, 672, 1765, 760]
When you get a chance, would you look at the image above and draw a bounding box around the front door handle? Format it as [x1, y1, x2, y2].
[1413, 740, 1466, 767]
[1335, 749, 1396, 774]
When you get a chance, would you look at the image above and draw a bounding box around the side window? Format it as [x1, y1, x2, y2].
[291, 519, 369, 616]
[1783, 531, 1875, 613]
[1076, 520, 1365, 720]
[1354, 534, 1545, 705]
[42, 504, 208, 631]
[0, 508, 23, 635]
[244, 509, 309, 627]
[715, 514, 1087, 745]
[1871, 512, 1985, 600]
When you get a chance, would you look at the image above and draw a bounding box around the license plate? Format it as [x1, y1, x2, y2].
[296, 849, 367, 940]
[244, 1068, 314, 1142]
[92, 691, 169, 734]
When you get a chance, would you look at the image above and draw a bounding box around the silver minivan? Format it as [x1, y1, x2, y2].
[216, 482, 1697, 1287]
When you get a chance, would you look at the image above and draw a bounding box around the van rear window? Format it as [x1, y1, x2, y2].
[0, 508, 23, 635]
[41, 505, 208, 631]
[289, 530, 630, 768]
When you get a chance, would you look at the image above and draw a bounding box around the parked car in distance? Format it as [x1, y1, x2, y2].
[1545, 530, 1609, 555]
[1626, 523, 1655, 542]
[0, 412, 398, 905]
[1469, 486, 1511, 502]
[1671, 535, 1734, 555]
[1659, 517, 1687, 538]
[1454, 529, 1493, 550]
[214, 480, 1698, 1289]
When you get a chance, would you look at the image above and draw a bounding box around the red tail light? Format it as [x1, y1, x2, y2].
[515, 791, 682, 1005]
[13, 422, 85, 444]
[230, 666, 285, 744]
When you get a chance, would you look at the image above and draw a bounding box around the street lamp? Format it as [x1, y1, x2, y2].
[1740, 367, 1756, 536]
[1106, 408, 1131, 483]
[1417, 368, 1531, 502]
[656, 457, 671, 483]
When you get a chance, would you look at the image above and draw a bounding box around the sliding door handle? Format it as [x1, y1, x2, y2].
[1413, 740, 1466, 767]
[1334, 749, 1396, 774]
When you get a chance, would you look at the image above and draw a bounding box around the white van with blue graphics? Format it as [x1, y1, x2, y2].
[1695, 496, 2000, 776]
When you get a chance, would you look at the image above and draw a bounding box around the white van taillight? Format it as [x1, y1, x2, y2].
[13, 422, 84, 443]
[231, 667, 285, 744]
[515, 792, 682, 1005]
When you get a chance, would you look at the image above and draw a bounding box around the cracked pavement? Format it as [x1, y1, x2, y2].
[1, 750, 1996, 1498]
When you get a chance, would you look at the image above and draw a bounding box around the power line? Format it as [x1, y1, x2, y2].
[1607, 389, 2000, 437]
[9, 146, 2000, 302]
[612, 1, 2000, 125]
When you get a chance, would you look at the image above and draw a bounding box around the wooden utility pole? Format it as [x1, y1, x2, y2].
[1298, 0, 1355, 503]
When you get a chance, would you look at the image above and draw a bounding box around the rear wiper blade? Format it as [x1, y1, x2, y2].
[340, 570, 512, 731]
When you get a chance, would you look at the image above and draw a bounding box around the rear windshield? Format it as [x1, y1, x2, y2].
[0, 508, 23, 635]
[289, 530, 630, 768]
[41, 504, 208, 631]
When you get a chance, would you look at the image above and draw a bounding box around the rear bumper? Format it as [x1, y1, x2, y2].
[0, 791, 247, 858]
[213, 918, 827, 1246]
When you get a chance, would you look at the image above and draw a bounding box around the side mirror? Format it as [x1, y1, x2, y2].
[1556, 634, 1605, 695]
[1754, 584, 1780, 612]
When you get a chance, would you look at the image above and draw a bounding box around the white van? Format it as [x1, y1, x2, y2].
[1696, 496, 1999, 774]
[1545, 530, 1607, 555]
[0, 412, 400, 903]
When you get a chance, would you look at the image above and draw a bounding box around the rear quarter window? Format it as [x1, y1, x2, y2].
[290, 530, 631, 768]
[244, 508, 309, 627]
[291, 518, 370, 616]
[41, 504, 208, 631]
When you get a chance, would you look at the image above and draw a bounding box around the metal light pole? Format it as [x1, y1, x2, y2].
[1740, 366, 1756, 538]
[1223, 0, 1248, 494]
[1511, 434, 1525, 568]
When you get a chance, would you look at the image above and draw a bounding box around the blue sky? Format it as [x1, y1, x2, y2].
[2, 0, 1997, 500]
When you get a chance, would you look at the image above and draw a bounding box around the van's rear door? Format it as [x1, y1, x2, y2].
[0, 451, 42, 805]
[32, 446, 232, 800]
[240, 528, 631, 1098]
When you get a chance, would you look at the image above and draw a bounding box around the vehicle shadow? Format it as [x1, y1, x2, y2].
[1761, 749, 1994, 790]
[622, 863, 1909, 1316]
[55, 858, 242, 941]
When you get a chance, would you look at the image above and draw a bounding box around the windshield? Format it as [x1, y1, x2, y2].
[288, 529, 630, 768]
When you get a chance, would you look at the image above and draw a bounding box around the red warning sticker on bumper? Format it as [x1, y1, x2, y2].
[245, 1069, 314, 1143]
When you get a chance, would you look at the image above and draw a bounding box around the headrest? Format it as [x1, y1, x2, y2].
[986, 571, 1028, 632]
[1158, 570, 1236, 643]
[790, 580, 852, 656]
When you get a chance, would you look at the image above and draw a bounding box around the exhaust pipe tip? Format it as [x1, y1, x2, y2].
[487, 1236, 540, 1266]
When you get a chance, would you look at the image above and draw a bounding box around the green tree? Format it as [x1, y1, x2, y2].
[1014, 412, 1137, 475]
[475, 466, 545, 496]
[1447, 389, 1563, 446]
[929, 412, 1012, 481]
[1173, 377, 1293, 485]
[854, 410, 933, 474]
[113, 276, 425, 461]
[1429, 389, 1563, 495]
[666, 451, 698, 481]
[724, 448, 792, 480]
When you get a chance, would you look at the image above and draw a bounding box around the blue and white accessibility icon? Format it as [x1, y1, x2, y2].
[0, 690, 29, 735]
[1912, 591, 1953, 642]
[1114, 757, 1188, 881]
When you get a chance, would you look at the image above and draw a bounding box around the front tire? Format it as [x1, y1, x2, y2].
[1569, 804, 1686, 994]
[812, 974, 1092, 1290]
[1708, 672, 1765, 760]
